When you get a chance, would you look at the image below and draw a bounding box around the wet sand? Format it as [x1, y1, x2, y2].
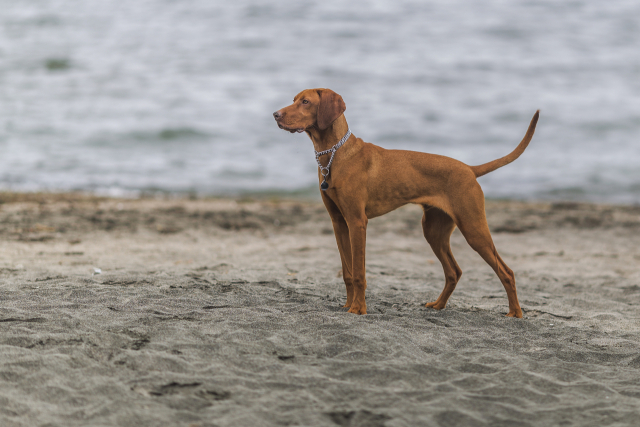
[1, 193, 640, 427]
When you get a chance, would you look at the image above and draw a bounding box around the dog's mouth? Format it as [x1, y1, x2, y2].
[277, 123, 306, 133]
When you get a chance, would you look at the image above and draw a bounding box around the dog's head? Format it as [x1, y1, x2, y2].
[273, 88, 346, 133]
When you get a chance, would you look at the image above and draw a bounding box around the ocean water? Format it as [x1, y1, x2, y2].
[1, 0, 639, 203]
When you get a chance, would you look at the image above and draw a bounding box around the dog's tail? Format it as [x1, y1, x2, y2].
[470, 110, 539, 178]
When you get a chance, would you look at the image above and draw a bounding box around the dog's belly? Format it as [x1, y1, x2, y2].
[363, 195, 445, 219]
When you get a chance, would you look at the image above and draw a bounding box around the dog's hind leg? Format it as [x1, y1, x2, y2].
[422, 206, 462, 310]
[452, 195, 523, 318]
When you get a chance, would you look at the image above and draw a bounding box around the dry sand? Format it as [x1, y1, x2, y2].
[1, 193, 640, 427]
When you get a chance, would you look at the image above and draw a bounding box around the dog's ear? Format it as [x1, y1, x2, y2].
[316, 89, 346, 130]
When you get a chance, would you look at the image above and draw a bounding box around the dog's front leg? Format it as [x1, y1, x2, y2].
[330, 217, 355, 307]
[321, 193, 355, 308]
[346, 216, 368, 315]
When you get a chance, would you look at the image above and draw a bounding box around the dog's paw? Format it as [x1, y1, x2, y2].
[506, 309, 523, 318]
[425, 301, 446, 310]
[347, 305, 367, 315]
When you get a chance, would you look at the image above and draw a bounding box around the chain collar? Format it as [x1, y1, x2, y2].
[314, 129, 351, 191]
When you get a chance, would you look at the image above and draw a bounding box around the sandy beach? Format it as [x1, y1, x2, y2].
[1, 193, 640, 427]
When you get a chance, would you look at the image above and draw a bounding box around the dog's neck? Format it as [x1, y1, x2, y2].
[306, 115, 351, 153]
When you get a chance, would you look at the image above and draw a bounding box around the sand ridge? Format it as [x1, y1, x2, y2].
[1, 194, 640, 426]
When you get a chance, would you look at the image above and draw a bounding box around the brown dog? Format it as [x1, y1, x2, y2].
[274, 89, 538, 318]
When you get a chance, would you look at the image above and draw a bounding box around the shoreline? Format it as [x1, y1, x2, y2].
[1, 192, 640, 426]
[2, 188, 640, 206]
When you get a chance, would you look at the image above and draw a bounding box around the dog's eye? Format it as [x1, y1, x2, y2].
[302, 99, 309, 104]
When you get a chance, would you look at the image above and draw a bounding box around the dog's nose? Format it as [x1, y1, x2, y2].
[273, 111, 281, 120]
